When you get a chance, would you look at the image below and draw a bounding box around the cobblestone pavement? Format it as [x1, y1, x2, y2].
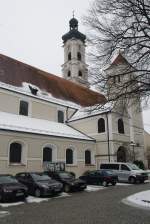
[0, 183, 150, 224]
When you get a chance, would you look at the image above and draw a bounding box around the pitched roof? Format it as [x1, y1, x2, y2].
[0, 54, 106, 107]
[0, 112, 94, 141]
[111, 53, 129, 65]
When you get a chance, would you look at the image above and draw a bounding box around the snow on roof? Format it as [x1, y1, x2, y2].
[0, 81, 80, 109]
[0, 112, 94, 141]
[68, 103, 112, 122]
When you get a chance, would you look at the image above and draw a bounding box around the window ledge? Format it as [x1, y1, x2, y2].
[9, 163, 26, 166]
[85, 164, 95, 166]
[66, 164, 77, 167]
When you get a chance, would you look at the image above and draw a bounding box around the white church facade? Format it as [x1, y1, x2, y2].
[0, 17, 146, 177]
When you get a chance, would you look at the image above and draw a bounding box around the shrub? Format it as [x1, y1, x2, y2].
[134, 160, 145, 170]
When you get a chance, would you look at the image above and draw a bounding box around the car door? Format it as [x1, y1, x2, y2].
[118, 164, 131, 182]
[87, 171, 98, 184]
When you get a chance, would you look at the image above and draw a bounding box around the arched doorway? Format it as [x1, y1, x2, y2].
[117, 146, 126, 162]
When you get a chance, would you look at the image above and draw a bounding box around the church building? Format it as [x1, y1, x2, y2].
[0, 17, 146, 177]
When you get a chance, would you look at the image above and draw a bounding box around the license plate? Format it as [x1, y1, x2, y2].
[16, 192, 24, 196]
[54, 188, 60, 192]
[80, 185, 86, 188]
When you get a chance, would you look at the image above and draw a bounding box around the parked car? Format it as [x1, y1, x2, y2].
[79, 170, 118, 187]
[44, 171, 87, 192]
[0, 174, 28, 202]
[16, 172, 63, 197]
[100, 162, 148, 184]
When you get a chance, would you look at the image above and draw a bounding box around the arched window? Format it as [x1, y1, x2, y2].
[58, 110, 64, 123]
[118, 118, 125, 134]
[78, 71, 82, 77]
[19, 100, 28, 116]
[98, 118, 105, 133]
[77, 52, 81, 61]
[9, 142, 22, 163]
[66, 148, 73, 164]
[85, 150, 91, 165]
[68, 52, 71, 61]
[68, 70, 71, 77]
[43, 147, 52, 162]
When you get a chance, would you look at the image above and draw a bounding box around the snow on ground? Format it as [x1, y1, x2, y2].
[0, 211, 10, 218]
[26, 196, 49, 203]
[125, 190, 150, 209]
[0, 192, 70, 207]
[117, 183, 132, 186]
[85, 185, 104, 192]
[0, 201, 24, 208]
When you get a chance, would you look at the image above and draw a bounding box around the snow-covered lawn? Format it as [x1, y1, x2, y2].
[125, 190, 150, 210]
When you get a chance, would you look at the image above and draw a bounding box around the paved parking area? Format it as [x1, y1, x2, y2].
[0, 183, 150, 224]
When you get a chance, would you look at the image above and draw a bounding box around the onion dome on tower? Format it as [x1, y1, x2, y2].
[62, 17, 86, 43]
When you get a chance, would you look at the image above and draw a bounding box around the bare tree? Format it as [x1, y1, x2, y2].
[84, 0, 150, 107]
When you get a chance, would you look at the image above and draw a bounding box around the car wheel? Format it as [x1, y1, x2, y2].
[102, 181, 108, 187]
[64, 184, 70, 193]
[129, 177, 136, 184]
[34, 188, 41, 197]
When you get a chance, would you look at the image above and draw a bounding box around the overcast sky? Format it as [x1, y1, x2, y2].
[0, 0, 149, 133]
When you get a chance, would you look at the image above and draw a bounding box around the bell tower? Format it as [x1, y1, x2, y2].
[61, 17, 89, 87]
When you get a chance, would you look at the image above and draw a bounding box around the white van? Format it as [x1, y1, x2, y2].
[100, 162, 148, 184]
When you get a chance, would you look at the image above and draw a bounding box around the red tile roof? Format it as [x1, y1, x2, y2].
[0, 54, 106, 107]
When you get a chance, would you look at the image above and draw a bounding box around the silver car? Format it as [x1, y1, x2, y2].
[100, 162, 148, 184]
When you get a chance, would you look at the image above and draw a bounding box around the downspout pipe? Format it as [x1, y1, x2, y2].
[106, 112, 110, 162]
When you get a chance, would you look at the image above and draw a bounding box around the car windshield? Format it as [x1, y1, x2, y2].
[0, 175, 18, 184]
[127, 163, 140, 170]
[58, 172, 74, 179]
[31, 173, 51, 181]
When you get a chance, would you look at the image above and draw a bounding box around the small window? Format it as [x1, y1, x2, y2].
[98, 118, 105, 133]
[85, 150, 91, 165]
[66, 148, 73, 164]
[78, 71, 82, 77]
[113, 76, 116, 83]
[9, 142, 22, 163]
[19, 100, 28, 116]
[118, 76, 121, 82]
[77, 52, 81, 61]
[43, 147, 52, 162]
[68, 52, 71, 61]
[118, 119, 125, 134]
[58, 110, 64, 123]
[68, 71, 71, 77]
[121, 164, 130, 171]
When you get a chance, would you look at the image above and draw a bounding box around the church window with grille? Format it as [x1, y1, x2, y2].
[98, 118, 105, 133]
[9, 142, 22, 163]
[19, 100, 28, 116]
[66, 148, 73, 164]
[58, 110, 64, 123]
[118, 119, 125, 134]
[85, 150, 91, 164]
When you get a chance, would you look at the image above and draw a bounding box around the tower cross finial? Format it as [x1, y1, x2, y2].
[72, 10, 75, 18]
